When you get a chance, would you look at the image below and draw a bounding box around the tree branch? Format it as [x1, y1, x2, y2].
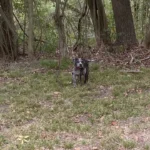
[13, 12, 46, 43]
[51, 0, 81, 14]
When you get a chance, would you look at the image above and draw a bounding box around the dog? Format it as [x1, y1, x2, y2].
[72, 58, 89, 87]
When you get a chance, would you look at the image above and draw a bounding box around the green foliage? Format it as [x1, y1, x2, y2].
[90, 63, 100, 71]
[60, 57, 72, 70]
[0, 135, 7, 146]
[13, 0, 150, 55]
[104, 0, 116, 42]
[40, 59, 58, 69]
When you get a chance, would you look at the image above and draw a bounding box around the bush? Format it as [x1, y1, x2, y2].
[40, 59, 58, 69]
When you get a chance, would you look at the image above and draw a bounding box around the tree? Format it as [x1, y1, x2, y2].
[54, 0, 68, 58]
[0, 0, 18, 60]
[87, 0, 110, 46]
[144, 24, 150, 48]
[28, 0, 34, 57]
[73, 0, 88, 51]
[111, 0, 137, 46]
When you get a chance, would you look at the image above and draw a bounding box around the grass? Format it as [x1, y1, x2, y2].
[40, 57, 72, 70]
[123, 140, 136, 149]
[0, 61, 150, 149]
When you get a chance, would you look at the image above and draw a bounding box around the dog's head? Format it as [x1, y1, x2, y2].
[73, 58, 88, 69]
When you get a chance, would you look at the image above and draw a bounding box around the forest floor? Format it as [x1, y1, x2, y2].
[0, 56, 150, 150]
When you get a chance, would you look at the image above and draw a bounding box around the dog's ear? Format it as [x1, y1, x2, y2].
[72, 58, 77, 64]
[82, 59, 87, 63]
[73, 58, 78, 62]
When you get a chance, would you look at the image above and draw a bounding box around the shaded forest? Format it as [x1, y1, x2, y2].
[0, 0, 150, 67]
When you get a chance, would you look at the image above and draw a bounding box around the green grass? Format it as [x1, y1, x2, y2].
[40, 57, 72, 70]
[123, 140, 136, 149]
[0, 135, 7, 147]
[144, 145, 150, 150]
[0, 62, 150, 149]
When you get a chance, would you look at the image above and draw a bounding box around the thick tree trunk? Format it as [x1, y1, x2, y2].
[0, 0, 17, 60]
[111, 0, 137, 46]
[28, 0, 34, 57]
[57, 17, 67, 57]
[87, 0, 110, 46]
[144, 25, 150, 49]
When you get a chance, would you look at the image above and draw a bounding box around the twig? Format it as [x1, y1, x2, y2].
[73, 0, 88, 51]
[120, 70, 143, 73]
[140, 56, 150, 61]
[129, 54, 134, 64]
[13, 12, 28, 37]
[13, 12, 46, 43]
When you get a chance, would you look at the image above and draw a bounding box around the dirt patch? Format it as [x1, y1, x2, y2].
[116, 117, 150, 148]
[0, 77, 9, 85]
[39, 101, 53, 108]
[98, 86, 113, 98]
[0, 104, 9, 113]
[73, 114, 92, 124]
[57, 132, 82, 141]
[94, 85, 113, 99]
[55, 132, 99, 150]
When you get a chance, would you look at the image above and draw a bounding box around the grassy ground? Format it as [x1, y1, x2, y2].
[0, 60, 150, 150]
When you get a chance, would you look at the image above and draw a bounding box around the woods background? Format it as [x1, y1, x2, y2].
[0, 0, 150, 63]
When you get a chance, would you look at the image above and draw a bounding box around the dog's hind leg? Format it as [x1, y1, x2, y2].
[84, 74, 88, 84]
[84, 68, 89, 84]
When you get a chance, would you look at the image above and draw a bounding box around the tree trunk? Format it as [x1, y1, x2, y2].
[23, 0, 27, 55]
[87, 0, 110, 46]
[54, 0, 67, 58]
[144, 25, 150, 49]
[111, 0, 137, 46]
[28, 0, 34, 57]
[0, 0, 18, 60]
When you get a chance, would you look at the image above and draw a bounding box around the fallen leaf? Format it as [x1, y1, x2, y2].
[98, 131, 103, 138]
[111, 121, 118, 126]
[74, 148, 80, 150]
[92, 147, 98, 150]
[53, 92, 61, 97]
[53, 91, 61, 95]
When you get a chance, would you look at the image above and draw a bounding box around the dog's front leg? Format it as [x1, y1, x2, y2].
[72, 73, 77, 87]
[79, 73, 82, 84]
